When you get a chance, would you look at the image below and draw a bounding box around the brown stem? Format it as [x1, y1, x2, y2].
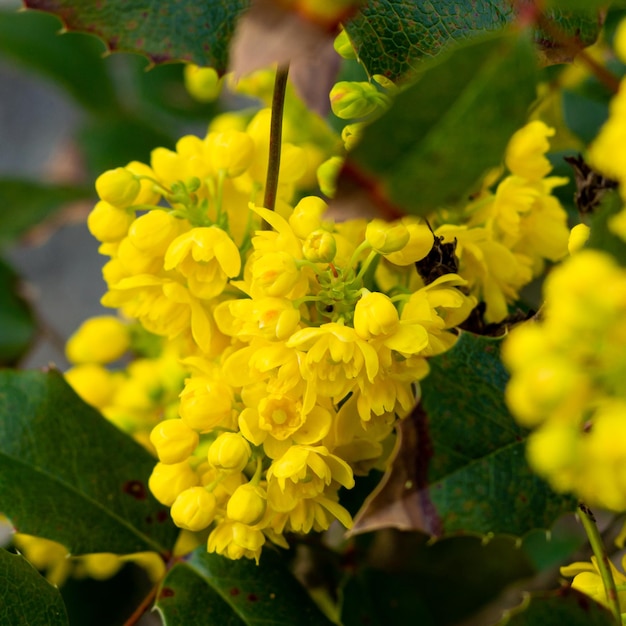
[262, 64, 290, 228]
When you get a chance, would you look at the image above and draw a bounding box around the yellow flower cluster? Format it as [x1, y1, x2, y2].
[64, 315, 186, 450]
[435, 121, 570, 323]
[86, 113, 475, 562]
[503, 250, 626, 510]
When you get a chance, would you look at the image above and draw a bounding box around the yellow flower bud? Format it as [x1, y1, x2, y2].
[184, 64, 222, 102]
[354, 291, 399, 339]
[385, 218, 434, 265]
[65, 316, 130, 365]
[87, 201, 134, 243]
[150, 420, 199, 464]
[95, 167, 141, 208]
[65, 364, 117, 409]
[568, 223, 590, 255]
[171, 486, 217, 531]
[125, 161, 161, 206]
[128, 210, 182, 257]
[149, 461, 199, 506]
[206, 130, 254, 177]
[504, 121, 554, 181]
[208, 433, 251, 473]
[303, 230, 336, 263]
[226, 483, 267, 525]
[366, 219, 410, 254]
[289, 196, 328, 239]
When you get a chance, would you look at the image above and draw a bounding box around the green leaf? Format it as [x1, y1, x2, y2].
[23, 0, 250, 71]
[344, 1, 600, 81]
[0, 547, 69, 626]
[0, 257, 36, 366]
[336, 32, 538, 217]
[499, 587, 615, 625]
[0, 10, 117, 114]
[0, 179, 92, 248]
[0, 369, 178, 555]
[156, 547, 335, 626]
[352, 332, 576, 537]
[78, 115, 175, 176]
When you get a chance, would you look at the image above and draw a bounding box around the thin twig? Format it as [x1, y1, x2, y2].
[262, 64, 290, 228]
[579, 503, 621, 625]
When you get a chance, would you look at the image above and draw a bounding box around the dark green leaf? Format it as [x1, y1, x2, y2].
[0, 179, 92, 248]
[0, 257, 36, 366]
[156, 547, 335, 626]
[0, 10, 117, 114]
[335, 33, 538, 218]
[585, 189, 626, 266]
[345, 1, 600, 81]
[499, 587, 615, 625]
[23, 0, 250, 71]
[352, 332, 576, 537]
[341, 567, 436, 626]
[0, 369, 178, 555]
[0, 547, 69, 626]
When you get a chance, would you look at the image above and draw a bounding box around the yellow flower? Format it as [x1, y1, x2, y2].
[95, 167, 140, 208]
[208, 520, 265, 564]
[227, 483, 267, 525]
[287, 323, 379, 399]
[561, 555, 626, 610]
[164, 227, 241, 299]
[504, 121, 555, 181]
[208, 433, 251, 473]
[149, 460, 199, 506]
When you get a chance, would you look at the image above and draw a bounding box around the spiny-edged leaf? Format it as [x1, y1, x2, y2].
[499, 586, 615, 625]
[334, 32, 538, 219]
[156, 547, 335, 626]
[351, 332, 577, 537]
[0, 369, 178, 555]
[0, 9, 116, 114]
[0, 257, 36, 366]
[23, 0, 250, 71]
[0, 179, 92, 247]
[344, 1, 600, 81]
[585, 189, 626, 266]
[0, 547, 69, 626]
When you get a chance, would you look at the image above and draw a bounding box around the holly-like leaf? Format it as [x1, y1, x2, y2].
[351, 332, 577, 537]
[0, 179, 92, 248]
[0, 9, 117, 114]
[0, 257, 36, 366]
[0, 369, 178, 555]
[344, 1, 600, 81]
[499, 586, 615, 625]
[333, 32, 538, 219]
[0, 547, 69, 626]
[23, 0, 250, 71]
[156, 547, 335, 626]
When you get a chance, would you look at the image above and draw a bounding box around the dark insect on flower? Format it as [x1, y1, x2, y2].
[415, 235, 459, 285]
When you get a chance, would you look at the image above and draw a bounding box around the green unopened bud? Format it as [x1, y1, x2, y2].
[366, 219, 410, 254]
[227, 483, 267, 525]
[333, 29, 356, 59]
[303, 230, 336, 263]
[317, 157, 343, 198]
[341, 123, 365, 150]
[95, 167, 140, 208]
[208, 433, 251, 473]
[330, 81, 387, 120]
